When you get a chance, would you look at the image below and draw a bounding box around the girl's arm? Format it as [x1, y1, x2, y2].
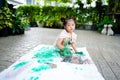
[56, 38, 64, 49]
[71, 34, 78, 52]
[71, 42, 78, 52]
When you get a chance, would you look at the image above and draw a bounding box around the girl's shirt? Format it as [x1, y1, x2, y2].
[58, 30, 77, 43]
[55, 30, 77, 49]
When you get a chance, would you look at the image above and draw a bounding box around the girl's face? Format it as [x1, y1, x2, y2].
[64, 19, 75, 33]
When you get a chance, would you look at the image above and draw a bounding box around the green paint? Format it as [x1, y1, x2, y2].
[37, 58, 53, 63]
[33, 46, 60, 59]
[61, 47, 72, 57]
[34, 77, 39, 80]
[75, 52, 86, 56]
[78, 59, 84, 64]
[30, 76, 39, 80]
[30, 77, 33, 80]
[75, 67, 83, 70]
[13, 61, 28, 69]
[64, 38, 72, 47]
[32, 64, 51, 72]
[75, 67, 78, 70]
[60, 38, 72, 57]
[79, 68, 83, 70]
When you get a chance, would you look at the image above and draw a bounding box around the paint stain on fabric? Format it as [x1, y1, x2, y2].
[30, 76, 39, 80]
[32, 64, 51, 72]
[37, 59, 53, 63]
[79, 68, 83, 70]
[75, 51, 86, 56]
[75, 67, 78, 70]
[13, 61, 28, 69]
[75, 67, 83, 70]
[33, 46, 60, 59]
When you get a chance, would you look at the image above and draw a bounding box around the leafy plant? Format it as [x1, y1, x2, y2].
[17, 5, 40, 27]
[20, 17, 30, 27]
[0, 7, 13, 30]
[12, 10, 25, 34]
[39, 6, 76, 28]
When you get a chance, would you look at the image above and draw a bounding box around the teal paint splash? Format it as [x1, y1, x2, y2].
[79, 68, 83, 70]
[13, 61, 28, 70]
[33, 46, 60, 59]
[32, 64, 51, 72]
[30, 76, 39, 80]
[75, 51, 86, 56]
[75, 67, 83, 71]
[37, 58, 53, 63]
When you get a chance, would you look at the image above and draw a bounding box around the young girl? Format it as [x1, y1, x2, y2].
[0, 17, 91, 80]
[56, 17, 90, 64]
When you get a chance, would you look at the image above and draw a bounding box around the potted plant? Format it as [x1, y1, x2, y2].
[97, 16, 117, 33]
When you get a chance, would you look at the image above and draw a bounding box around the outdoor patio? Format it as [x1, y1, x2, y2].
[0, 27, 120, 80]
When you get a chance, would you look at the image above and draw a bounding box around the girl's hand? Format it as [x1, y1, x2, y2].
[75, 51, 86, 56]
[61, 47, 72, 57]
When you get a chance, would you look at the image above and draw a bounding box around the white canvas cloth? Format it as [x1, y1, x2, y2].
[0, 45, 105, 80]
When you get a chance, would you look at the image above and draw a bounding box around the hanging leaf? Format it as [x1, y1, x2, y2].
[86, 0, 92, 4]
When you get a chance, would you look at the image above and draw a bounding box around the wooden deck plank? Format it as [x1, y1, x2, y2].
[106, 47, 120, 80]
[76, 30, 120, 80]
[97, 35, 120, 80]
[87, 48, 103, 73]
[99, 47, 119, 80]
[89, 47, 118, 80]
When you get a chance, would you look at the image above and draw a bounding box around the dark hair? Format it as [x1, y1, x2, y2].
[61, 17, 76, 26]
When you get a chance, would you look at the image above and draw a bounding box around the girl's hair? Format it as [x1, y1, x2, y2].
[61, 16, 76, 26]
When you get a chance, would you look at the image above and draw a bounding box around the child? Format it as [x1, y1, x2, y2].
[55, 17, 90, 64]
[0, 17, 92, 80]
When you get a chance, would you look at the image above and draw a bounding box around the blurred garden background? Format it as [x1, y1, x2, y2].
[0, 0, 120, 37]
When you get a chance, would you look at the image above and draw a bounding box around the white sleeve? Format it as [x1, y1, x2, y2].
[53, 30, 68, 45]
[58, 30, 69, 39]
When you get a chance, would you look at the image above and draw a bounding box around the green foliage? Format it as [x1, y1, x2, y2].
[116, 0, 120, 13]
[0, 0, 8, 8]
[12, 9, 25, 34]
[76, 6, 99, 28]
[86, 0, 93, 4]
[74, 0, 102, 29]
[17, 5, 77, 28]
[17, 1, 110, 29]
[20, 17, 30, 27]
[17, 5, 40, 26]
[0, 7, 13, 30]
[45, 0, 71, 3]
[38, 6, 76, 28]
